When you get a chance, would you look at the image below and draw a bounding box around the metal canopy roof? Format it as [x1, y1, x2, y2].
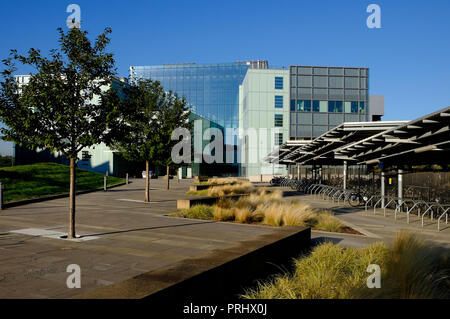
[265, 121, 407, 165]
[336, 106, 450, 166]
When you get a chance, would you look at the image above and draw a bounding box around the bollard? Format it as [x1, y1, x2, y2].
[0, 182, 2, 210]
[104, 175, 107, 191]
[126, 173, 129, 185]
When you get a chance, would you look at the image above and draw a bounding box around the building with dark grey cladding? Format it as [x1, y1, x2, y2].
[289, 66, 369, 140]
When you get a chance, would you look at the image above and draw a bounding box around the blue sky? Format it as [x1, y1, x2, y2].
[1, 0, 449, 155]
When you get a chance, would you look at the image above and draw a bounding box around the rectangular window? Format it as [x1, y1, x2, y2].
[274, 114, 283, 127]
[360, 101, 366, 114]
[274, 133, 283, 146]
[313, 100, 320, 112]
[275, 77, 283, 89]
[328, 101, 335, 112]
[290, 99, 295, 111]
[351, 101, 359, 113]
[297, 100, 311, 112]
[275, 95, 284, 108]
[327, 101, 343, 113]
[81, 151, 91, 161]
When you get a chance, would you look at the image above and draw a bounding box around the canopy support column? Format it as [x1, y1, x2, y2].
[381, 171, 385, 208]
[398, 169, 403, 207]
[343, 161, 348, 190]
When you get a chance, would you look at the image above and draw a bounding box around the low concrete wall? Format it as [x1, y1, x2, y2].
[74, 226, 311, 299]
[188, 183, 229, 191]
[177, 194, 248, 210]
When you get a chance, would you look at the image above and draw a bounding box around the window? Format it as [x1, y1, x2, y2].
[328, 101, 335, 112]
[81, 151, 91, 161]
[313, 100, 320, 112]
[360, 101, 366, 114]
[274, 114, 283, 127]
[275, 95, 283, 108]
[275, 77, 283, 89]
[328, 101, 343, 113]
[351, 101, 359, 113]
[297, 100, 311, 112]
[274, 133, 283, 146]
[290, 99, 295, 111]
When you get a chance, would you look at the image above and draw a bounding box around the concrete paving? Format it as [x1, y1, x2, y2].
[278, 189, 450, 248]
[3, 180, 448, 299]
[0, 179, 283, 299]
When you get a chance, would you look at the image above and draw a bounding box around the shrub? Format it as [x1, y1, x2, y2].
[173, 205, 214, 220]
[243, 232, 450, 299]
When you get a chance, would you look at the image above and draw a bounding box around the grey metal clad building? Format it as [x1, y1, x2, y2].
[289, 66, 369, 140]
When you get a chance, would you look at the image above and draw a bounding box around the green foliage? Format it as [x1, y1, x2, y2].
[0, 27, 118, 158]
[170, 205, 214, 220]
[155, 90, 191, 167]
[109, 78, 191, 168]
[0, 162, 124, 203]
[0, 155, 13, 167]
[109, 79, 164, 163]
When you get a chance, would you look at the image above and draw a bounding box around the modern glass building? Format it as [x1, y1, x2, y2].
[289, 66, 369, 139]
[129, 62, 250, 139]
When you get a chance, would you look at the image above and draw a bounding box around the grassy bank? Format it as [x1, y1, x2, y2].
[0, 162, 125, 203]
[172, 189, 356, 233]
[243, 232, 450, 299]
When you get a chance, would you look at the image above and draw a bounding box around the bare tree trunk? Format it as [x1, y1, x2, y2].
[68, 157, 76, 239]
[166, 165, 170, 190]
[145, 160, 150, 202]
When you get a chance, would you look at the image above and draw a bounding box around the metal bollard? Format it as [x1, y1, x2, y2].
[104, 175, 107, 191]
[126, 173, 129, 185]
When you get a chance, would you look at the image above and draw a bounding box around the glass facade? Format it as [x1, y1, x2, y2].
[130, 62, 250, 175]
[130, 62, 250, 139]
[289, 66, 369, 139]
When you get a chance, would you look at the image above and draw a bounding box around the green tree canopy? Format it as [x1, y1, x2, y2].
[0, 27, 119, 238]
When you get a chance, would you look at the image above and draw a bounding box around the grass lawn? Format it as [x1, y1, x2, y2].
[0, 162, 125, 203]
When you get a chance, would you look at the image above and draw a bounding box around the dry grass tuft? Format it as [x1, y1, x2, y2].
[207, 181, 255, 197]
[243, 232, 450, 299]
[170, 205, 213, 220]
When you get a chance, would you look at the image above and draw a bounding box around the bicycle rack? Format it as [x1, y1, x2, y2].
[437, 206, 450, 231]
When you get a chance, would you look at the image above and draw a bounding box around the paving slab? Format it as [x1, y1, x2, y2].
[275, 188, 450, 248]
[0, 179, 304, 299]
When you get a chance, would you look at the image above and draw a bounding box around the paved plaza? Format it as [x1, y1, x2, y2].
[0, 180, 449, 298]
[0, 179, 281, 298]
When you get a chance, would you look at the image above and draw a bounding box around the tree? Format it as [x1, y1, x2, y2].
[155, 91, 191, 190]
[109, 79, 165, 202]
[0, 27, 118, 239]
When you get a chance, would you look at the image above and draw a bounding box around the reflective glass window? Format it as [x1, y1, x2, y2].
[274, 133, 283, 146]
[274, 114, 283, 127]
[360, 101, 366, 114]
[297, 100, 311, 112]
[275, 77, 283, 89]
[275, 95, 284, 108]
[312, 100, 320, 112]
